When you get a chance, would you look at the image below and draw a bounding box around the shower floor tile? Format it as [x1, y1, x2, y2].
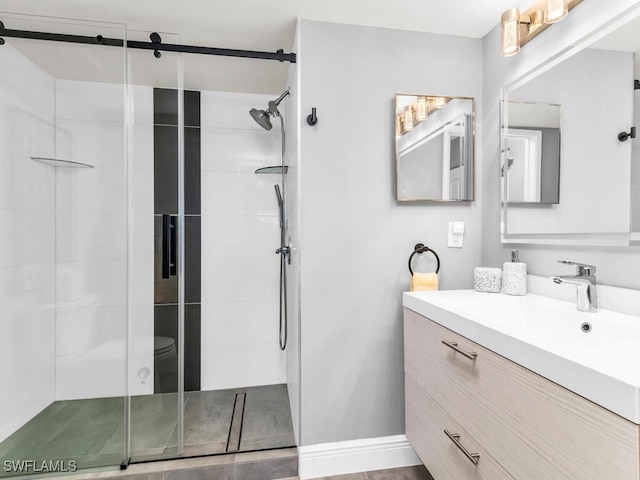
[0, 384, 295, 477]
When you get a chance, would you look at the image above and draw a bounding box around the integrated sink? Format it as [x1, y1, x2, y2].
[403, 288, 640, 423]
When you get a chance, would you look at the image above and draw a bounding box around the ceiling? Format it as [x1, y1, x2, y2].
[0, 0, 519, 94]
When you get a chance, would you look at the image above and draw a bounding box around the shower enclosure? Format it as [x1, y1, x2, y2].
[0, 12, 298, 477]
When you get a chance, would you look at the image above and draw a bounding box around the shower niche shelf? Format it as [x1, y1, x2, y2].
[31, 156, 94, 168]
[255, 166, 288, 175]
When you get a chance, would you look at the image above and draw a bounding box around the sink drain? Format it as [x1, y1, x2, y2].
[581, 322, 592, 333]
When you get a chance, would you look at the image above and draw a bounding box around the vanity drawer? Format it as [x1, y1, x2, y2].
[404, 307, 640, 480]
[405, 374, 514, 480]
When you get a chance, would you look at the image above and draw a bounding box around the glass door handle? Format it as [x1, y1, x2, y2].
[162, 214, 171, 278]
[169, 216, 177, 276]
[162, 214, 174, 278]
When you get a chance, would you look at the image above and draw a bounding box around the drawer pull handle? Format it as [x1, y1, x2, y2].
[441, 340, 478, 360]
[444, 429, 480, 465]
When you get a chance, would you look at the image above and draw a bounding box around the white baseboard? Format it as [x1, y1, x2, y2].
[298, 434, 421, 479]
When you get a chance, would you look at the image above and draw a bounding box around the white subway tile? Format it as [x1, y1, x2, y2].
[0, 263, 55, 330]
[55, 351, 126, 400]
[29, 114, 56, 160]
[0, 91, 30, 157]
[55, 80, 126, 123]
[56, 260, 127, 306]
[201, 215, 279, 259]
[201, 256, 279, 303]
[0, 44, 30, 101]
[201, 127, 279, 173]
[56, 213, 127, 262]
[130, 123, 154, 170]
[55, 167, 126, 215]
[55, 305, 127, 400]
[201, 171, 280, 216]
[130, 259, 154, 306]
[201, 301, 279, 347]
[131, 214, 154, 261]
[0, 150, 56, 214]
[128, 304, 154, 396]
[28, 62, 55, 121]
[131, 168, 154, 215]
[55, 119, 125, 170]
[201, 343, 286, 391]
[131, 85, 154, 125]
[201, 91, 280, 130]
[0, 210, 55, 268]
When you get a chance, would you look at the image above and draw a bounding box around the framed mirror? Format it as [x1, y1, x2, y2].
[395, 94, 475, 202]
[500, 10, 640, 245]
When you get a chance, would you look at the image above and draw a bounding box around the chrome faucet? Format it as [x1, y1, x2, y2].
[551, 261, 598, 312]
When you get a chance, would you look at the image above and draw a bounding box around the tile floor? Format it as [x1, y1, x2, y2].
[277, 465, 433, 480]
[0, 384, 294, 476]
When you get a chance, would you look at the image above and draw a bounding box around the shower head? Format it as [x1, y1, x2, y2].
[249, 89, 290, 130]
[250, 108, 273, 130]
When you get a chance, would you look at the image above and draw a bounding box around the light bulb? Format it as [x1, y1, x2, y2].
[546, 0, 568, 23]
[501, 8, 521, 57]
[415, 97, 427, 121]
[403, 106, 414, 131]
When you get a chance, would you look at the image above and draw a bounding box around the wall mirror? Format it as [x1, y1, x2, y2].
[501, 9, 640, 245]
[395, 94, 475, 202]
[503, 102, 561, 204]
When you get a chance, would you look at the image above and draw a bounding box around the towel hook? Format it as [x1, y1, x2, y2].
[408, 243, 440, 275]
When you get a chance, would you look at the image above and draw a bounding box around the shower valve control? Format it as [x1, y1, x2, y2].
[276, 244, 292, 265]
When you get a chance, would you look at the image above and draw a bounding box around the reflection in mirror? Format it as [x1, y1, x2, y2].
[501, 11, 640, 245]
[502, 102, 560, 204]
[395, 95, 474, 202]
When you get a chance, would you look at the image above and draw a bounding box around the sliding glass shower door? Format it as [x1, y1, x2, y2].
[0, 11, 296, 477]
[127, 39, 186, 462]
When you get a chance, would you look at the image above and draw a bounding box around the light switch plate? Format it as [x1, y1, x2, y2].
[448, 221, 464, 248]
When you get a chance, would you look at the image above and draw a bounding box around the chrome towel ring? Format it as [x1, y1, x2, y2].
[408, 243, 440, 275]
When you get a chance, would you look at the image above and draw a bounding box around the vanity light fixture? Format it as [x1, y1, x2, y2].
[396, 95, 452, 135]
[403, 105, 414, 132]
[415, 97, 428, 122]
[432, 97, 447, 109]
[500, 0, 583, 57]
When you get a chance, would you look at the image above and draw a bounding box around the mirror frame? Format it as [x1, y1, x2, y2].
[394, 94, 476, 203]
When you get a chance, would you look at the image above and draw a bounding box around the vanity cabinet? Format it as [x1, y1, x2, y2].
[404, 307, 640, 480]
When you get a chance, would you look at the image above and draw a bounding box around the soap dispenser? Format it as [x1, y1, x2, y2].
[503, 249, 527, 296]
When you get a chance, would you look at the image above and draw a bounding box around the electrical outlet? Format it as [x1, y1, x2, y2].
[448, 221, 464, 248]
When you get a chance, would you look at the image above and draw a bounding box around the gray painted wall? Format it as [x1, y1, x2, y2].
[297, 19, 483, 446]
[482, 0, 640, 288]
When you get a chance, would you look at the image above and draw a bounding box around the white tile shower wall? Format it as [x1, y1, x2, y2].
[200, 91, 286, 390]
[0, 44, 56, 442]
[53, 81, 155, 399]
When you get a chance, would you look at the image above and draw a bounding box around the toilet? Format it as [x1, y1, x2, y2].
[154, 336, 178, 393]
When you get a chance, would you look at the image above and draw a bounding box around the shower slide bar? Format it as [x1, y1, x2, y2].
[0, 20, 297, 63]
